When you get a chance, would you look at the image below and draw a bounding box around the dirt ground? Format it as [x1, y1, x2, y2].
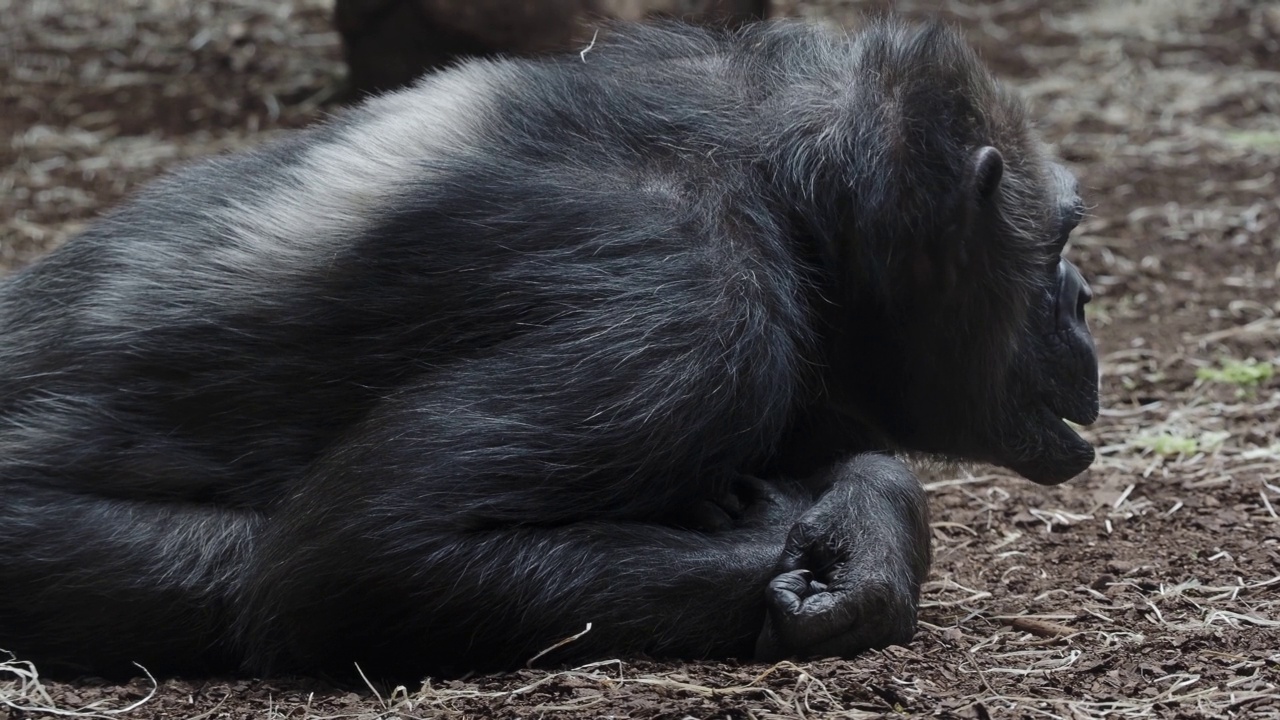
[2, 0, 1279, 717]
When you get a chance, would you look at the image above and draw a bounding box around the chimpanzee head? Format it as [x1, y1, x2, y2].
[783, 20, 1100, 484]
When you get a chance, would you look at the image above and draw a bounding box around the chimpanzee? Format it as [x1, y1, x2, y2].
[0, 18, 1098, 679]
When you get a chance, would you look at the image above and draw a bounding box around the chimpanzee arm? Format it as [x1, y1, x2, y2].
[244, 509, 803, 675]
[236, 342, 930, 677]
[236, 344, 815, 675]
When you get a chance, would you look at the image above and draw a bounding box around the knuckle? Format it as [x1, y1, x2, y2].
[769, 569, 811, 598]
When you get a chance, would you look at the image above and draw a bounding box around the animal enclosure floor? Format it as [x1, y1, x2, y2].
[2, 0, 1278, 718]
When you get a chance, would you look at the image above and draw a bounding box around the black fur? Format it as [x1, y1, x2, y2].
[0, 18, 1097, 678]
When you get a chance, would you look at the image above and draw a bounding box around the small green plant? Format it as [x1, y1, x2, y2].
[1135, 433, 1199, 457]
[1196, 358, 1274, 396]
[1134, 431, 1230, 458]
[1223, 130, 1280, 150]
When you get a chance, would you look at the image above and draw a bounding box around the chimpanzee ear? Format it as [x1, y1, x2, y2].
[969, 146, 1004, 201]
[920, 147, 1005, 293]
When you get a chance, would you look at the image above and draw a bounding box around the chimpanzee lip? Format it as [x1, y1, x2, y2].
[1047, 390, 1099, 426]
[1012, 403, 1097, 485]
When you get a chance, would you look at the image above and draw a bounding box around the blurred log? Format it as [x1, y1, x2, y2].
[335, 0, 769, 96]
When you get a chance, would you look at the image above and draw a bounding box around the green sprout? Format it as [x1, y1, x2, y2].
[1135, 434, 1199, 457]
[1196, 358, 1274, 396]
[1134, 431, 1230, 458]
[1222, 130, 1280, 150]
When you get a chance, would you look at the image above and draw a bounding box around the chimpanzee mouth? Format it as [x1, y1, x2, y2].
[1013, 402, 1096, 486]
[1046, 388, 1099, 428]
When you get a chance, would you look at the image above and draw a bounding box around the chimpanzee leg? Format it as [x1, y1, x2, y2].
[236, 379, 930, 678]
[240, 466, 812, 677]
[0, 484, 261, 676]
[232, 315, 824, 676]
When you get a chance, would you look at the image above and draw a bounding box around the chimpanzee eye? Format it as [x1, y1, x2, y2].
[1066, 201, 1085, 228]
[1051, 202, 1084, 256]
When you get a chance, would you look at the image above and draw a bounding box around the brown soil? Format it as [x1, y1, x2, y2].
[2, 0, 1279, 718]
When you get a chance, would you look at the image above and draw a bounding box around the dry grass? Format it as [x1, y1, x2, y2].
[0, 0, 343, 269]
[1, 654, 157, 718]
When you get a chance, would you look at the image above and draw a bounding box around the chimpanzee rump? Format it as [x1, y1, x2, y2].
[0, 19, 1098, 678]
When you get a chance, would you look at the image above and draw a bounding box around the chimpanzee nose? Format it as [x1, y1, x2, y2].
[1057, 258, 1091, 327]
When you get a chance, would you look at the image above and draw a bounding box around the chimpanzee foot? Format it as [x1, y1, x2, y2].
[675, 477, 802, 533]
[676, 490, 746, 533]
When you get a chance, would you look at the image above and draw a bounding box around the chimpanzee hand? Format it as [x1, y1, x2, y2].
[755, 455, 931, 661]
